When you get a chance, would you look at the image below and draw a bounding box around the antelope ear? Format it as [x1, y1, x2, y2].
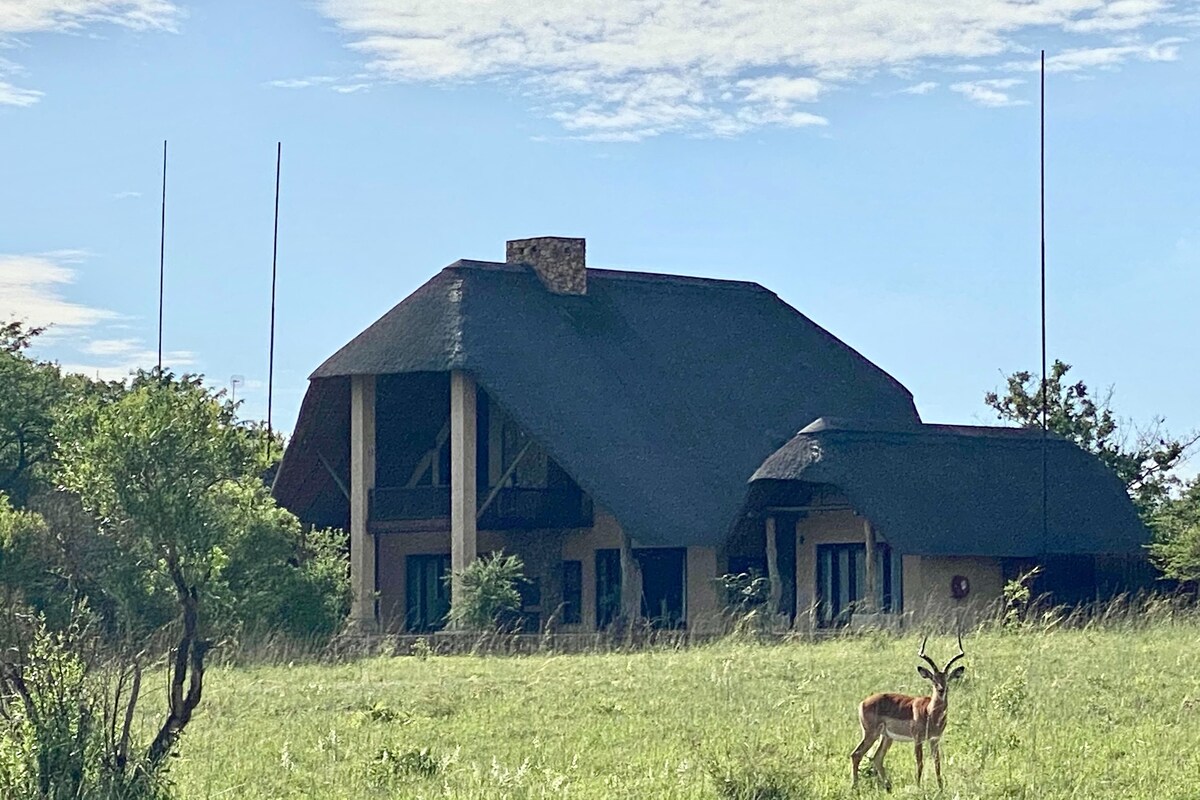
[948, 666, 965, 681]
[917, 666, 934, 681]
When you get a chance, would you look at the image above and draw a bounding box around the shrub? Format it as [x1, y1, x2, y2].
[446, 552, 524, 632]
[0, 606, 170, 800]
[209, 481, 351, 641]
[701, 740, 807, 800]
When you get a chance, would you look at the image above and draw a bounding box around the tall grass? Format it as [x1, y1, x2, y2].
[162, 606, 1200, 799]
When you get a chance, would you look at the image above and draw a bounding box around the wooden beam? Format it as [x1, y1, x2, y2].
[863, 519, 878, 614]
[317, 452, 350, 501]
[476, 439, 533, 520]
[405, 419, 450, 488]
[765, 516, 782, 617]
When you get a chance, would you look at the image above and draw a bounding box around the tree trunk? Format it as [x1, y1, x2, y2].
[147, 584, 210, 768]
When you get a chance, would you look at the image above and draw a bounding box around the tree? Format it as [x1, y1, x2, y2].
[55, 372, 266, 768]
[985, 360, 1197, 515]
[1148, 477, 1200, 583]
[0, 324, 65, 506]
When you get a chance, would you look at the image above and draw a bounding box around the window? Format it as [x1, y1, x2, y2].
[561, 561, 583, 624]
[595, 549, 621, 630]
[405, 554, 451, 633]
[815, 543, 901, 627]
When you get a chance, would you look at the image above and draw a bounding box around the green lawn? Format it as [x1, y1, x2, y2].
[166, 623, 1200, 799]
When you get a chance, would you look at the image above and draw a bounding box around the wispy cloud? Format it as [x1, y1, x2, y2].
[317, 0, 1189, 138]
[0, 79, 41, 106]
[0, 2, 181, 35]
[59, 345, 195, 382]
[1003, 37, 1185, 72]
[265, 75, 337, 89]
[111, 190, 141, 200]
[0, 251, 115, 330]
[332, 82, 369, 94]
[950, 78, 1028, 107]
[0, 250, 195, 381]
[0, 1, 180, 105]
[899, 81, 939, 95]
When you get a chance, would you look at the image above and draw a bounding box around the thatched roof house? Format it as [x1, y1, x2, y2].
[273, 237, 1149, 633]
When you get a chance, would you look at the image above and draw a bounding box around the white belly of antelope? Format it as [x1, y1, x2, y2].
[881, 722, 939, 743]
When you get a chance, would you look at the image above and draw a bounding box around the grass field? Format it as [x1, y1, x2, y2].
[166, 620, 1200, 799]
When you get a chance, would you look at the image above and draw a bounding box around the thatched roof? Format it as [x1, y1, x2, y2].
[750, 419, 1148, 556]
[273, 260, 921, 543]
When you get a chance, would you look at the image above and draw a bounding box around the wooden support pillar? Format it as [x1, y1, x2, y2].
[450, 370, 478, 614]
[350, 374, 377, 628]
[619, 527, 643, 624]
[765, 516, 782, 617]
[863, 519, 878, 613]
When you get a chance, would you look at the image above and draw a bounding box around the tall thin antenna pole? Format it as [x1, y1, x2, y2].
[267, 142, 281, 459]
[1040, 50, 1049, 549]
[157, 140, 167, 376]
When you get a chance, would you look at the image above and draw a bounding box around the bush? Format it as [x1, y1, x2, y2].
[701, 740, 808, 800]
[1149, 477, 1200, 584]
[446, 552, 524, 632]
[208, 481, 350, 641]
[0, 606, 170, 800]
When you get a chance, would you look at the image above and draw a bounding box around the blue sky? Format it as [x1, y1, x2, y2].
[1, 0, 1197, 464]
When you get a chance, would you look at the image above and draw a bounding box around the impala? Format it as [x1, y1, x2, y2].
[850, 633, 966, 790]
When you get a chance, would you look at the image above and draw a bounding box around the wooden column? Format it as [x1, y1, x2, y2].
[765, 516, 782, 617]
[619, 527, 643, 623]
[450, 370, 478, 613]
[863, 519, 878, 613]
[349, 374, 377, 628]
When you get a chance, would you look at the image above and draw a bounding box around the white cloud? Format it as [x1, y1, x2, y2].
[332, 82, 369, 94]
[0, 250, 197, 380]
[317, 0, 1188, 138]
[0, 251, 116, 330]
[951, 78, 1029, 107]
[1003, 37, 1185, 71]
[899, 81, 940, 95]
[0, 1, 179, 105]
[737, 75, 823, 106]
[111, 190, 141, 200]
[0, 78, 41, 106]
[0, 1, 180, 35]
[265, 75, 337, 89]
[58, 348, 195, 382]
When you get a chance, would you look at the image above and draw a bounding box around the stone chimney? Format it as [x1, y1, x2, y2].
[505, 236, 587, 296]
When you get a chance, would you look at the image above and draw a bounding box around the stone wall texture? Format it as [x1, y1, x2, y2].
[506, 237, 587, 295]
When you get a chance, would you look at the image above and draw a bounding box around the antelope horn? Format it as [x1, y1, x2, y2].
[916, 634, 939, 672]
[942, 630, 967, 672]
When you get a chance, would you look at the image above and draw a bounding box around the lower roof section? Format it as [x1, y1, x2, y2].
[749, 420, 1149, 557]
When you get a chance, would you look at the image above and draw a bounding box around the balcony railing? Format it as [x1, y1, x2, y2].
[370, 485, 593, 530]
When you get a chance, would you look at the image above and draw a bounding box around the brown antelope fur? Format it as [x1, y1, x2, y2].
[850, 633, 966, 791]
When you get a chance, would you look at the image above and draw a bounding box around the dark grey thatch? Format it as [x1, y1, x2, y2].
[750, 419, 1148, 556]
[273, 260, 920, 543]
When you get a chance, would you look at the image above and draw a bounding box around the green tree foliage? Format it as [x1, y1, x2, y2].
[446, 552, 525, 632]
[209, 480, 350, 639]
[985, 360, 1197, 515]
[51, 372, 344, 766]
[0, 495, 56, 615]
[0, 323, 64, 506]
[1148, 477, 1200, 583]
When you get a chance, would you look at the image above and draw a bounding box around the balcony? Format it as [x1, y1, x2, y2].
[370, 485, 593, 530]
